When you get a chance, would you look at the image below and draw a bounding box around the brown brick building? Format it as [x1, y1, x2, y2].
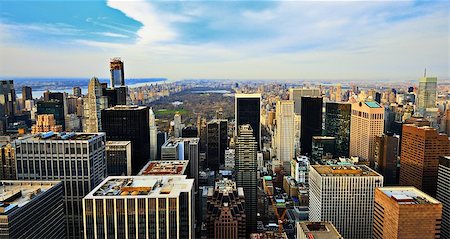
[373, 186, 442, 239]
[206, 179, 246, 239]
[399, 124, 450, 196]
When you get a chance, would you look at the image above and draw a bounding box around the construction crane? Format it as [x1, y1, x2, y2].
[264, 182, 287, 234]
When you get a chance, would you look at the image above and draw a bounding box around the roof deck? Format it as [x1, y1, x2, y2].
[312, 165, 380, 177]
[379, 186, 440, 205]
[20, 132, 103, 141]
[86, 176, 193, 198]
[138, 160, 189, 175]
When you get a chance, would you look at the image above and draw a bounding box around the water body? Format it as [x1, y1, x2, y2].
[16, 79, 164, 99]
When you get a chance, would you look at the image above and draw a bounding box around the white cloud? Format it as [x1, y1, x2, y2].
[97, 32, 129, 38]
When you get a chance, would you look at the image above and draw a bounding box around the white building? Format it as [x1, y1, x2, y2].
[275, 100, 295, 168]
[291, 156, 310, 185]
[149, 108, 158, 160]
[224, 149, 235, 170]
[309, 165, 383, 239]
[83, 175, 195, 239]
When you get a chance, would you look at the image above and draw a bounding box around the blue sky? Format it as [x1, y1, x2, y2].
[0, 0, 448, 81]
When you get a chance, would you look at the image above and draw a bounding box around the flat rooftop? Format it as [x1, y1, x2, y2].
[298, 221, 343, 239]
[106, 141, 131, 146]
[104, 105, 147, 111]
[379, 186, 440, 205]
[162, 137, 199, 147]
[0, 181, 61, 214]
[312, 136, 336, 140]
[86, 175, 194, 198]
[312, 165, 380, 177]
[19, 132, 103, 141]
[365, 101, 382, 108]
[138, 160, 188, 175]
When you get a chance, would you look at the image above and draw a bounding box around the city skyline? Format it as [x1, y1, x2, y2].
[0, 0, 449, 81]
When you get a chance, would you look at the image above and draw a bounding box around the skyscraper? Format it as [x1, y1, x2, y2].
[21, 86, 32, 108]
[309, 165, 383, 239]
[325, 102, 351, 157]
[0, 80, 17, 120]
[437, 156, 450, 239]
[173, 112, 183, 138]
[15, 132, 107, 238]
[399, 124, 450, 196]
[418, 76, 437, 111]
[105, 141, 132, 176]
[109, 57, 125, 88]
[0, 143, 15, 179]
[0, 180, 65, 238]
[37, 100, 65, 130]
[31, 114, 63, 133]
[207, 119, 228, 172]
[206, 179, 246, 239]
[300, 97, 322, 155]
[83, 77, 108, 132]
[373, 186, 442, 239]
[349, 101, 384, 166]
[72, 86, 82, 97]
[102, 105, 150, 174]
[374, 133, 399, 185]
[83, 175, 195, 239]
[235, 124, 257, 235]
[288, 87, 320, 115]
[275, 100, 294, 167]
[235, 94, 261, 150]
[149, 108, 158, 160]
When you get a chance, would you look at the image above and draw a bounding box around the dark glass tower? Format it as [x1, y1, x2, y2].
[206, 119, 228, 171]
[301, 97, 323, 155]
[37, 100, 65, 130]
[325, 102, 351, 157]
[109, 57, 125, 88]
[21, 86, 32, 105]
[235, 94, 261, 150]
[0, 80, 17, 120]
[101, 105, 150, 174]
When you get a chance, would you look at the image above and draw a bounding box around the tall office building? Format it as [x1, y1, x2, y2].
[437, 156, 450, 239]
[173, 112, 183, 138]
[207, 119, 228, 172]
[399, 124, 450, 196]
[311, 136, 336, 163]
[157, 131, 168, 160]
[206, 179, 246, 239]
[275, 100, 294, 167]
[149, 108, 158, 160]
[373, 187, 442, 239]
[235, 94, 261, 150]
[21, 86, 32, 109]
[106, 141, 132, 176]
[325, 102, 351, 157]
[15, 132, 107, 238]
[374, 133, 399, 185]
[0, 180, 65, 238]
[288, 87, 320, 115]
[235, 124, 257, 235]
[161, 137, 199, 191]
[73, 86, 82, 97]
[109, 57, 125, 88]
[418, 76, 437, 111]
[102, 105, 150, 175]
[0, 80, 17, 120]
[37, 100, 65, 130]
[0, 143, 15, 179]
[83, 175, 195, 239]
[297, 222, 343, 239]
[83, 77, 108, 132]
[309, 165, 383, 239]
[349, 101, 384, 166]
[300, 97, 323, 155]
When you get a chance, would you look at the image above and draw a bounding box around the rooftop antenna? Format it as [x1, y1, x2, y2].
[424, 68, 427, 77]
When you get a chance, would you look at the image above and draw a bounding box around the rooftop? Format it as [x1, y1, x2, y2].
[106, 141, 131, 146]
[0, 180, 61, 214]
[162, 137, 200, 148]
[235, 93, 261, 99]
[138, 160, 188, 175]
[312, 136, 336, 140]
[105, 105, 147, 111]
[86, 175, 193, 198]
[298, 221, 343, 239]
[312, 165, 380, 177]
[19, 132, 103, 141]
[378, 186, 440, 205]
[365, 101, 382, 108]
